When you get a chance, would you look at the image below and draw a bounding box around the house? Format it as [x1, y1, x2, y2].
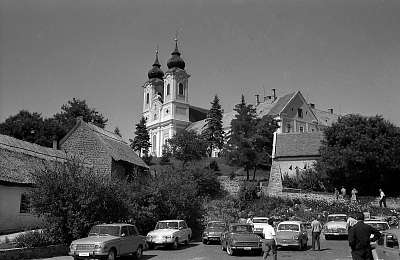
[0, 134, 67, 233]
[59, 117, 148, 179]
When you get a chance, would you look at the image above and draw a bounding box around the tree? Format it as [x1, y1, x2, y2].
[225, 95, 258, 180]
[316, 114, 400, 195]
[202, 95, 224, 157]
[130, 117, 151, 157]
[114, 127, 122, 137]
[167, 130, 207, 168]
[0, 110, 47, 146]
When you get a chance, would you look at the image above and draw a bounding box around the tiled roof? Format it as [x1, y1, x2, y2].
[266, 92, 296, 116]
[312, 108, 339, 127]
[83, 122, 149, 169]
[0, 134, 68, 185]
[189, 105, 208, 123]
[274, 132, 324, 158]
[186, 110, 236, 134]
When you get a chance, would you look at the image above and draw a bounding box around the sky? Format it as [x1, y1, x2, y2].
[1, 0, 400, 140]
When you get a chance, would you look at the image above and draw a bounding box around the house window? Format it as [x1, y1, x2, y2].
[20, 194, 31, 213]
[299, 126, 304, 132]
[167, 84, 170, 96]
[297, 108, 303, 118]
[178, 83, 184, 96]
[286, 124, 291, 133]
[146, 93, 149, 104]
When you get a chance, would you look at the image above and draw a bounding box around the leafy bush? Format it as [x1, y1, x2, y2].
[191, 167, 223, 199]
[209, 160, 220, 172]
[282, 168, 327, 192]
[142, 153, 153, 165]
[237, 181, 259, 209]
[14, 231, 52, 248]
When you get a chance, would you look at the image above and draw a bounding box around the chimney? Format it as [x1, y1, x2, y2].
[272, 88, 277, 101]
[52, 139, 58, 150]
[255, 94, 260, 105]
[310, 103, 315, 109]
[328, 108, 333, 114]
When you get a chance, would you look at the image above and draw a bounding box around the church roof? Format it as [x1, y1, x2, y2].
[186, 110, 236, 134]
[274, 132, 324, 158]
[167, 39, 185, 70]
[312, 108, 339, 127]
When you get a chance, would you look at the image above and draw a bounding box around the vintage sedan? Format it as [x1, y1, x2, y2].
[376, 230, 400, 260]
[146, 220, 192, 249]
[324, 214, 348, 240]
[276, 221, 308, 250]
[69, 223, 145, 260]
[252, 217, 269, 238]
[365, 220, 390, 232]
[202, 221, 226, 244]
[220, 223, 263, 256]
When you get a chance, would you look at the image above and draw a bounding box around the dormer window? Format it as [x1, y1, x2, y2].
[297, 108, 303, 118]
[178, 83, 184, 96]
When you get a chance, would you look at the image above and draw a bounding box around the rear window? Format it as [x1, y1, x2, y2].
[366, 222, 389, 231]
[327, 216, 347, 222]
[156, 221, 179, 229]
[231, 225, 252, 233]
[207, 222, 226, 228]
[278, 224, 299, 231]
[253, 219, 269, 223]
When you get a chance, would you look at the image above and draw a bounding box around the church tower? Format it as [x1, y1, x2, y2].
[142, 39, 191, 157]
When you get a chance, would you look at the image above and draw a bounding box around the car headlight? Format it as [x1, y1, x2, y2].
[293, 235, 299, 239]
[147, 235, 152, 239]
[203, 232, 208, 236]
[70, 244, 76, 250]
[94, 244, 104, 249]
[164, 235, 173, 239]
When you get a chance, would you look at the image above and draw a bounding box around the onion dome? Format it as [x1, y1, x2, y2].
[167, 38, 185, 70]
[148, 49, 164, 80]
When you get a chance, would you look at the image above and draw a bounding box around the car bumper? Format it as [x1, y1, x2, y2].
[146, 237, 175, 245]
[276, 239, 301, 247]
[230, 246, 262, 251]
[69, 250, 108, 259]
[324, 231, 348, 236]
[203, 235, 221, 241]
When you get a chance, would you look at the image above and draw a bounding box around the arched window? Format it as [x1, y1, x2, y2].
[178, 83, 184, 96]
[146, 93, 149, 104]
[152, 135, 157, 152]
[167, 84, 170, 96]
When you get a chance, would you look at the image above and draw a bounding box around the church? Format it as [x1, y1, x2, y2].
[141, 39, 339, 161]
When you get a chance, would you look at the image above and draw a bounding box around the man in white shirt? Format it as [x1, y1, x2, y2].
[262, 219, 277, 260]
[379, 188, 387, 208]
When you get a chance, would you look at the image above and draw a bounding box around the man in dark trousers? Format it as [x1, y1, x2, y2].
[348, 212, 381, 260]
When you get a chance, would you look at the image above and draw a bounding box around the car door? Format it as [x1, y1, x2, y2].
[128, 225, 139, 254]
[180, 221, 190, 240]
[300, 224, 308, 243]
[177, 221, 185, 242]
[382, 233, 400, 260]
[120, 226, 130, 255]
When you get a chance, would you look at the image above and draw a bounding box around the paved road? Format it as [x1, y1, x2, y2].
[38, 237, 353, 260]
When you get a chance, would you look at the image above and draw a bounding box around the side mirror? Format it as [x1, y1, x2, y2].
[121, 233, 126, 237]
[179, 226, 184, 230]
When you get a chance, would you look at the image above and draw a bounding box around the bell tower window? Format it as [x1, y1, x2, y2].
[167, 84, 170, 96]
[178, 83, 184, 96]
[146, 93, 149, 104]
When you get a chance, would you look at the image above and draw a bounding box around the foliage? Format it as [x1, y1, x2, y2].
[130, 117, 151, 156]
[14, 230, 52, 248]
[204, 196, 240, 224]
[191, 167, 223, 199]
[0, 98, 108, 147]
[30, 157, 130, 244]
[316, 114, 400, 195]
[202, 95, 224, 156]
[237, 181, 259, 209]
[113, 127, 122, 137]
[159, 145, 172, 165]
[281, 168, 328, 192]
[209, 160, 220, 172]
[141, 153, 153, 165]
[167, 130, 207, 168]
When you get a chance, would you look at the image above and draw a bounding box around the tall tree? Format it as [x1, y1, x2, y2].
[317, 114, 400, 195]
[113, 127, 122, 137]
[130, 117, 151, 157]
[225, 95, 258, 180]
[202, 95, 224, 157]
[167, 130, 207, 168]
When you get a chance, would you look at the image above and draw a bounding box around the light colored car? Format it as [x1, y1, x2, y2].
[146, 220, 192, 249]
[376, 229, 400, 260]
[276, 221, 308, 250]
[220, 223, 263, 256]
[202, 221, 226, 244]
[324, 214, 348, 240]
[252, 217, 269, 238]
[69, 223, 145, 260]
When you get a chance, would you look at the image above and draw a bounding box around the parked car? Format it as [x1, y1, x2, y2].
[276, 221, 308, 250]
[220, 223, 263, 256]
[252, 217, 269, 238]
[376, 230, 400, 260]
[365, 220, 390, 233]
[202, 221, 226, 244]
[146, 220, 192, 249]
[324, 214, 348, 240]
[69, 223, 145, 260]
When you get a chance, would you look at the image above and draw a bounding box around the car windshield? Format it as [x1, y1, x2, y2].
[231, 225, 252, 233]
[156, 221, 179, 229]
[89, 226, 120, 236]
[278, 224, 299, 231]
[207, 222, 226, 228]
[327, 216, 347, 222]
[366, 222, 389, 231]
[253, 219, 268, 223]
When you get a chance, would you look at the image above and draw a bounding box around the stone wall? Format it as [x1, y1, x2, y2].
[0, 244, 67, 260]
[60, 123, 112, 175]
[266, 161, 283, 195]
[218, 176, 242, 196]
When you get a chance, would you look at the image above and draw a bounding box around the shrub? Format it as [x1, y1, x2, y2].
[282, 168, 327, 192]
[142, 153, 153, 165]
[191, 167, 223, 199]
[209, 160, 220, 172]
[237, 181, 259, 209]
[14, 231, 52, 248]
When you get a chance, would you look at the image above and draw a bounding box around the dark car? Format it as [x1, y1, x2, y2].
[202, 221, 226, 244]
[220, 224, 262, 256]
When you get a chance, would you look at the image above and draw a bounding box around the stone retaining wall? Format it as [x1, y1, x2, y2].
[0, 244, 67, 260]
[218, 176, 242, 196]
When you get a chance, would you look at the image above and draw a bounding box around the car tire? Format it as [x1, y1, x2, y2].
[107, 249, 116, 260]
[184, 235, 190, 245]
[221, 241, 226, 251]
[227, 244, 235, 256]
[202, 239, 207, 244]
[133, 245, 143, 260]
[171, 238, 179, 250]
[325, 235, 331, 240]
[73, 257, 81, 260]
[147, 242, 154, 250]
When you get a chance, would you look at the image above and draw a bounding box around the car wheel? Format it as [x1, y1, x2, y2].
[184, 235, 190, 245]
[133, 245, 143, 260]
[202, 239, 207, 244]
[172, 238, 179, 249]
[221, 241, 226, 251]
[147, 242, 154, 250]
[227, 244, 235, 256]
[325, 235, 331, 240]
[107, 249, 116, 260]
[73, 257, 81, 260]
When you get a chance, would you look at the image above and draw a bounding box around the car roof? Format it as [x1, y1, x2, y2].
[253, 217, 268, 219]
[278, 221, 303, 225]
[95, 223, 132, 227]
[230, 223, 252, 226]
[365, 220, 389, 224]
[158, 220, 184, 222]
[328, 214, 347, 217]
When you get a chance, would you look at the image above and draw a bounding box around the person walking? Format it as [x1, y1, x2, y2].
[311, 215, 323, 251]
[379, 188, 387, 208]
[334, 188, 339, 200]
[347, 213, 358, 231]
[262, 218, 277, 260]
[348, 212, 381, 260]
[341, 186, 347, 200]
[246, 212, 254, 225]
[351, 188, 358, 203]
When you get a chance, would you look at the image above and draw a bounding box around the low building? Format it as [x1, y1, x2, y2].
[0, 134, 67, 233]
[59, 117, 148, 178]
